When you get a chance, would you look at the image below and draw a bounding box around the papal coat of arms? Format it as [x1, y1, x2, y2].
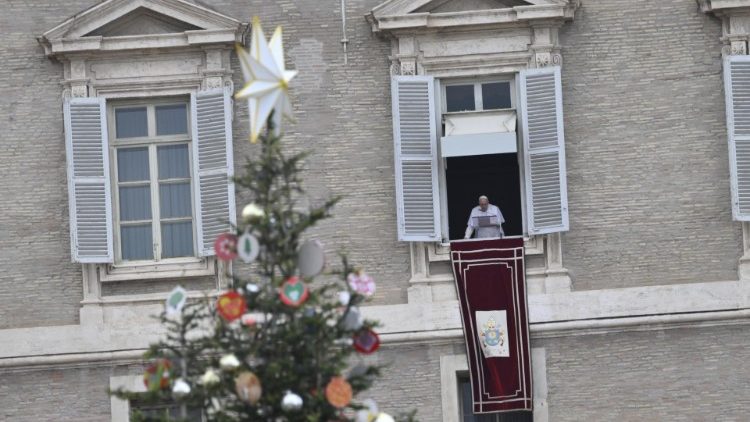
[476, 310, 510, 358]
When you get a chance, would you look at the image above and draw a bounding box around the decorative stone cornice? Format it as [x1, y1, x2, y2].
[699, 0, 750, 56]
[367, 0, 578, 35]
[699, 0, 750, 14]
[39, 0, 243, 57]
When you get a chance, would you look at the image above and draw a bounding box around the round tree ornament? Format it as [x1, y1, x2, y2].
[200, 368, 221, 386]
[297, 240, 325, 278]
[347, 271, 376, 297]
[143, 359, 172, 391]
[237, 232, 260, 263]
[325, 376, 353, 408]
[281, 391, 304, 412]
[353, 328, 380, 354]
[220, 354, 241, 371]
[172, 378, 191, 399]
[279, 276, 309, 307]
[217, 291, 247, 321]
[235, 371, 262, 405]
[214, 233, 238, 261]
[241, 203, 265, 222]
[342, 306, 363, 331]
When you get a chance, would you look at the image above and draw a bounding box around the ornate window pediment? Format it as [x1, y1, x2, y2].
[39, 0, 241, 57]
[368, 0, 577, 35]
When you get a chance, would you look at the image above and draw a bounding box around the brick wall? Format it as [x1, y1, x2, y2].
[559, 0, 743, 290]
[0, 0, 102, 329]
[542, 324, 750, 421]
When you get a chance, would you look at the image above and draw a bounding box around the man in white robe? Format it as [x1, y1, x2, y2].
[464, 195, 505, 239]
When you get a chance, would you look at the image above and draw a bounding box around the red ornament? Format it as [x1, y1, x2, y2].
[215, 233, 238, 261]
[143, 359, 172, 391]
[217, 291, 247, 321]
[353, 328, 380, 354]
[279, 276, 309, 307]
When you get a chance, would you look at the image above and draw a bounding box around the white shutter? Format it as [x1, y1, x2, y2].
[391, 76, 441, 242]
[724, 55, 750, 220]
[63, 97, 114, 263]
[191, 87, 236, 256]
[519, 66, 569, 235]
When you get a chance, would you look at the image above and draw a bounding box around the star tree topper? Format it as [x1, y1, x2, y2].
[236, 17, 297, 143]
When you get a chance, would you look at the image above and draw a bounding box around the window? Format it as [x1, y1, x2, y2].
[444, 81, 513, 113]
[110, 100, 196, 263]
[441, 78, 520, 241]
[390, 68, 569, 243]
[130, 399, 204, 421]
[458, 375, 532, 422]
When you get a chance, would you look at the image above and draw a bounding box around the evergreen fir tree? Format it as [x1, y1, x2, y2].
[111, 118, 414, 422]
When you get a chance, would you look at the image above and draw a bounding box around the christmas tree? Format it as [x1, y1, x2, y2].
[110, 18, 415, 422]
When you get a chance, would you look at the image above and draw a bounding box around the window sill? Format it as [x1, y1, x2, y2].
[428, 235, 543, 263]
[98, 256, 216, 282]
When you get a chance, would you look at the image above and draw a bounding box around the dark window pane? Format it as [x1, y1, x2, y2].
[115, 107, 148, 138]
[119, 185, 152, 221]
[161, 221, 194, 258]
[458, 377, 532, 422]
[482, 82, 512, 110]
[117, 147, 149, 182]
[121, 224, 153, 260]
[159, 182, 192, 218]
[131, 401, 203, 421]
[156, 104, 188, 136]
[158, 144, 190, 179]
[446, 85, 476, 112]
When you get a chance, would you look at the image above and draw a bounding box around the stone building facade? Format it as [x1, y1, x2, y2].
[1, 0, 750, 420]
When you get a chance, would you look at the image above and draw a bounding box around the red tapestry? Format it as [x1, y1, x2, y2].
[450, 238, 532, 414]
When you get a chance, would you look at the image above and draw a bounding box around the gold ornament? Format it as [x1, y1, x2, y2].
[242, 203, 265, 222]
[235, 371, 262, 404]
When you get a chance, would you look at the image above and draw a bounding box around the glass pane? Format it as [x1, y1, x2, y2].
[482, 82, 512, 110]
[158, 144, 190, 179]
[460, 379, 501, 422]
[121, 224, 153, 261]
[156, 104, 188, 136]
[159, 182, 192, 218]
[446, 85, 475, 112]
[115, 107, 148, 138]
[117, 147, 149, 182]
[161, 221, 194, 258]
[119, 185, 152, 221]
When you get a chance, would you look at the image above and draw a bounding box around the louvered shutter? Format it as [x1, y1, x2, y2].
[724, 55, 750, 220]
[519, 66, 569, 234]
[391, 76, 441, 241]
[191, 87, 236, 256]
[63, 97, 114, 263]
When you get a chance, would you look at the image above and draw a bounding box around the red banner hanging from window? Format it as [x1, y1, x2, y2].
[450, 237, 532, 414]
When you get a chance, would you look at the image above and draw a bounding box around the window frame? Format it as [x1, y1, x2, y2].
[108, 97, 198, 265]
[441, 77, 516, 115]
[436, 75, 527, 243]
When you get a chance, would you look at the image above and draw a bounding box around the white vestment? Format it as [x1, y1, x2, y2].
[465, 204, 505, 239]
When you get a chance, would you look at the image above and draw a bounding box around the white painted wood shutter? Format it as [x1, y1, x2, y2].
[723, 55, 750, 221]
[191, 87, 236, 256]
[63, 97, 114, 263]
[519, 66, 569, 234]
[391, 76, 442, 242]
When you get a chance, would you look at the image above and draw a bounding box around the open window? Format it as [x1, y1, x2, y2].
[440, 78, 522, 241]
[391, 67, 569, 243]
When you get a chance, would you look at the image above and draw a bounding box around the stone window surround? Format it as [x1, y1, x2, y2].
[700, 0, 750, 280]
[440, 349, 549, 422]
[39, 0, 243, 316]
[369, 0, 579, 295]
